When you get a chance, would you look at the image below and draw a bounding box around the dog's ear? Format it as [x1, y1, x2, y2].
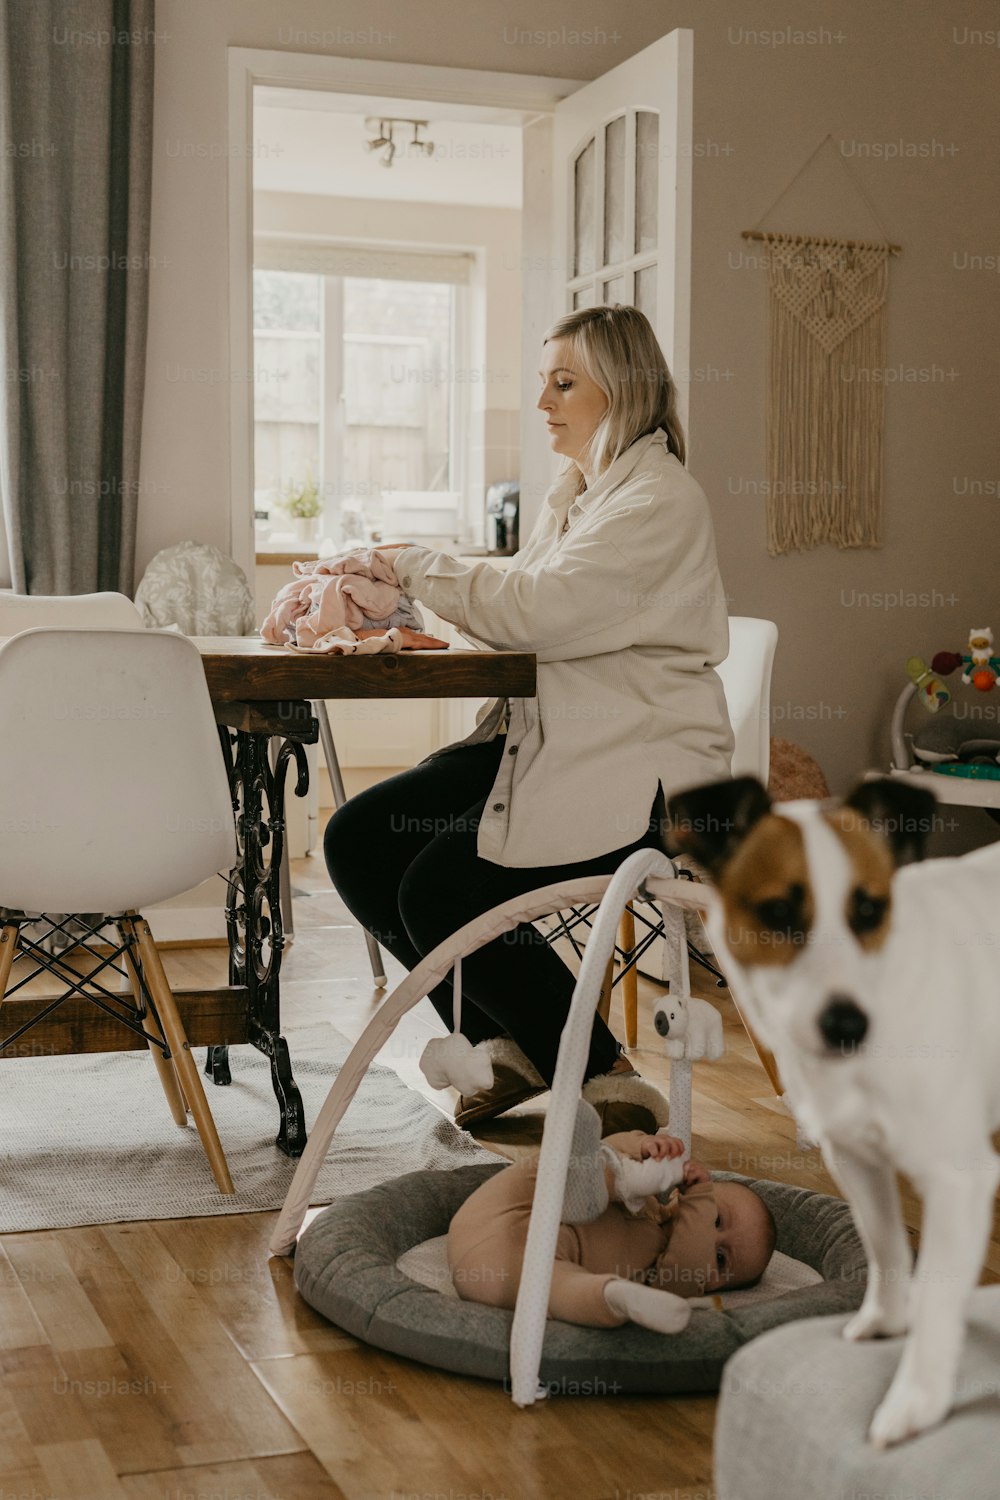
[843, 778, 938, 866]
[665, 776, 772, 876]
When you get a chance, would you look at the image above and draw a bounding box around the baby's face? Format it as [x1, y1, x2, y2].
[703, 1182, 774, 1292]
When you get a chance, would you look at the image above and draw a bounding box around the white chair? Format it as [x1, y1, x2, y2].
[0, 593, 146, 955]
[715, 616, 779, 781]
[0, 590, 142, 632]
[546, 617, 779, 1048]
[0, 626, 237, 1192]
[677, 614, 779, 987]
[669, 616, 782, 1096]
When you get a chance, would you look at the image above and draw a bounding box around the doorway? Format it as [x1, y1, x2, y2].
[227, 39, 694, 577]
[251, 86, 525, 562]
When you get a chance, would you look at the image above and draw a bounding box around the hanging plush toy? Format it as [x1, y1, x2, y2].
[924, 628, 999, 696]
[961, 627, 998, 692]
[906, 656, 951, 712]
[418, 957, 495, 1096]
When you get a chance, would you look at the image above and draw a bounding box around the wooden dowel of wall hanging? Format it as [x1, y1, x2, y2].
[741, 229, 902, 254]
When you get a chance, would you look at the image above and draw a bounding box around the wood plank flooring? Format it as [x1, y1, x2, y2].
[1, 843, 997, 1500]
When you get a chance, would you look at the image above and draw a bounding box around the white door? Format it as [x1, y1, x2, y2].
[520, 29, 694, 534]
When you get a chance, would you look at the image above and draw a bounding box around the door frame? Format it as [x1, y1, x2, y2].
[226, 43, 693, 572]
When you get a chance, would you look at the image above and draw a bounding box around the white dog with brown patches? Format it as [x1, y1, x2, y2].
[666, 775, 1000, 1448]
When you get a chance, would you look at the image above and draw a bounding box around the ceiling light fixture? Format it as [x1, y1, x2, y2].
[363, 116, 434, 168]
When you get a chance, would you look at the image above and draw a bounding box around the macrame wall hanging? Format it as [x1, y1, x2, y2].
[743, 135, 902, 556]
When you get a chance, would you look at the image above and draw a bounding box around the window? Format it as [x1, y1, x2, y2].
[253, 252, 472, 547]
[253, 270, 322, 510]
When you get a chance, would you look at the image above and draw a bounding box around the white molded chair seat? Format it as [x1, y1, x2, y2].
[0, 629, 234, 913]
[715, 616, 779, 783]
[0, 626, 237, 1191]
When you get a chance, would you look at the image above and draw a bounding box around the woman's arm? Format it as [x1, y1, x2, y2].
[391, 533, 640, 663]
[389, 490, 721, 665]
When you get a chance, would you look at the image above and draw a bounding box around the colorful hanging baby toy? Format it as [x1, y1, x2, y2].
[905, 627, 1000, 781]
[907, 626, 999, 710]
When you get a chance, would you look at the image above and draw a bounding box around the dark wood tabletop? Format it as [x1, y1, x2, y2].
[193, 637, 536, 703]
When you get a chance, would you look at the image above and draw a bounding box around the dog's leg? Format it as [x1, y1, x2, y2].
[826, 1148, 912, 1341]
[869, 1155, 1000, 1449]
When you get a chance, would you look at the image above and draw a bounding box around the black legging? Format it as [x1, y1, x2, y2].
[324, 735, 662, 1086]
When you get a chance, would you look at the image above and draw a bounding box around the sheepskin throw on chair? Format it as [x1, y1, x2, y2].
[762, 233, 892, 556]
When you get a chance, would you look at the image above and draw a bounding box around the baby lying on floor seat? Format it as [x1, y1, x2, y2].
[448, 1102, 776, 1332]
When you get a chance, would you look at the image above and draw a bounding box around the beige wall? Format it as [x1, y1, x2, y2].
[142, 0, 1000, 842]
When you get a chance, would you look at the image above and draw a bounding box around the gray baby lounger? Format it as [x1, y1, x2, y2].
[293, 1162, 866, 1395]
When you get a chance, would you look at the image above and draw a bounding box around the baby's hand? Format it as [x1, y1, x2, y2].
[682, 1159, 711, 1188]
[639, 1133, 685, 1161]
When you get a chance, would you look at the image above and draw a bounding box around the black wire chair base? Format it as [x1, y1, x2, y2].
[0, 912, 175, 1058]
[541, 867, 728, 993]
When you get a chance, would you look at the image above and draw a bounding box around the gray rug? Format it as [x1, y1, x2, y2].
[0, 1023, 499, 1232]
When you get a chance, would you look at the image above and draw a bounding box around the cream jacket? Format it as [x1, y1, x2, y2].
[393, 428, 734, 867]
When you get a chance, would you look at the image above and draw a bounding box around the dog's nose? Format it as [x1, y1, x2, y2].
[818, 996, 869, 1052]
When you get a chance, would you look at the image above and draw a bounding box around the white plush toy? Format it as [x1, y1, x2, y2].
[419, 1033, 494, 1095]
[563, 1101, 687, 1221]
[602, 1143, 687, 1214]
[418, 957, 496, 1096]
[653, 993, 725, 1061]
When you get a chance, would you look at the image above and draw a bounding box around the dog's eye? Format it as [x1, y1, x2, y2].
[849, 889, 888, 934]
[755, 896, 795, 931]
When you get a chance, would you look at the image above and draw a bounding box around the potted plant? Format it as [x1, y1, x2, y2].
[275, 471, 323, 544]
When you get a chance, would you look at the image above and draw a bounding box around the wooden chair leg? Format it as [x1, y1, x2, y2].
[596, 951, 614, 1026]
[118, 920, 188, 1128]
[0, 923, 20, 1004]
[619, 905, 638, 1051]
[726, 990, 784, 1097]
[130, 915, 234, 1194]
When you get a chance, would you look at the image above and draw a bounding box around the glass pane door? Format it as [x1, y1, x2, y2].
[568, 109, 659, 320]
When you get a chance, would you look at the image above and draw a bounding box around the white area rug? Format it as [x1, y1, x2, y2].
[0, 1023, 498, 1233]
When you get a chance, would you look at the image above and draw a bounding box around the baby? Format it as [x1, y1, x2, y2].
[448, 1110, 776, 1333]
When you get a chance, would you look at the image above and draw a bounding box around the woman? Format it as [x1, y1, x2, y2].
[325, 305, 734, 1134]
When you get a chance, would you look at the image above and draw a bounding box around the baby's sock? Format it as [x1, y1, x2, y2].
[604, 1277, 691, 1335]
[561, 1100, 609, 1224]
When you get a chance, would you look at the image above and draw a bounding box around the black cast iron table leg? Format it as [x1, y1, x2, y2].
[211, 707, 316, 1156]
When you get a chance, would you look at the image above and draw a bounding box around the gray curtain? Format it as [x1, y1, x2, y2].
[0, 0, 154, 595]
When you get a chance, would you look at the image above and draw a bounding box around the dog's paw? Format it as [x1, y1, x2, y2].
[869, 1376, 951, 1448]
[843, 1303, 909, 1342]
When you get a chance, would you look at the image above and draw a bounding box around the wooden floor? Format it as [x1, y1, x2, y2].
[1, 844, 998, 1500]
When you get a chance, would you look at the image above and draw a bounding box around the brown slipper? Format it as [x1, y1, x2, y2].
[454, 1037, 547, 1128]
[581, 1071, 670, 1138]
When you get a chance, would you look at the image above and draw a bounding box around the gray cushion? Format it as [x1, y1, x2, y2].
[294, 1163, 867, 1394]
[715, 1289, 1000, 1499]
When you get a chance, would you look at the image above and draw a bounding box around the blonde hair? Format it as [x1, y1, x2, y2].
[542, 304, 685, 494]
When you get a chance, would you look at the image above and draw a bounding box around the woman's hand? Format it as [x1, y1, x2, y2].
[639, 1133, 685, 1161]
[369, 543, 415, 580]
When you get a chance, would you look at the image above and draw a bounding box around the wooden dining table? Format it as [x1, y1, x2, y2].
[194, 638, 536, 1156]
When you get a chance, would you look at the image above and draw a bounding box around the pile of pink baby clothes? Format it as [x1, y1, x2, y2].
[290, 625, 408, 656]
[261, 548, 423, 652]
